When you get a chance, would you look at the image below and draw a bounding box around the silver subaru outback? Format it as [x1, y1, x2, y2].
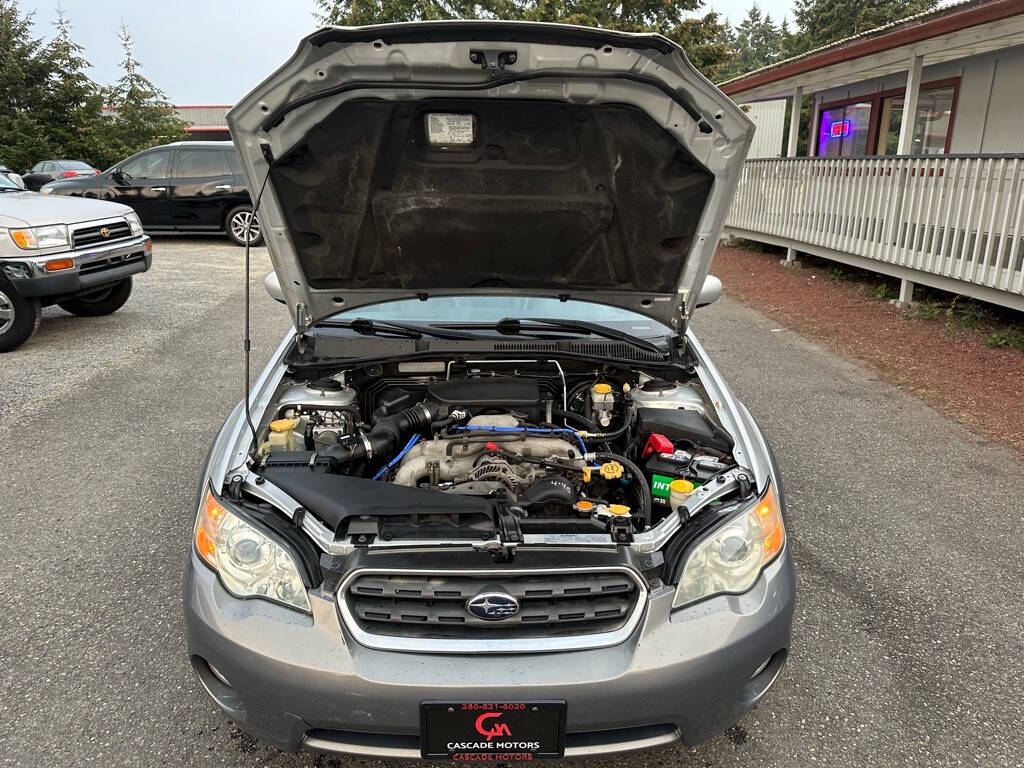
[184, 21, 794, 761]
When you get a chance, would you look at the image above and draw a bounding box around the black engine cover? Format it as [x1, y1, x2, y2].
[427, 377, 541, 420]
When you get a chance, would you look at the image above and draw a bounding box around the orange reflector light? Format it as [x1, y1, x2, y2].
[195, 489, 227, 568]
[755, 483, 785, 562]
[44, 258, 74, 272]
[10, 230, 35, 249]
[145, 239, 152, 252]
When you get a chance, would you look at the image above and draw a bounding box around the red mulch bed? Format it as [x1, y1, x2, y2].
[713, 245, 1024, 455]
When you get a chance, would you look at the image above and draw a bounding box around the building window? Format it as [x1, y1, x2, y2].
[876, 86, 956, 155]
[818, 101, 873, 157]
[815, 78, 959, 157]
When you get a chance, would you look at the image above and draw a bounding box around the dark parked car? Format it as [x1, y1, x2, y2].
[41, 142, 261, 246]
[22, 160, 98, 191]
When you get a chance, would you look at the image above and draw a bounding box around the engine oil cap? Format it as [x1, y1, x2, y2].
[599, 461, 624, 480]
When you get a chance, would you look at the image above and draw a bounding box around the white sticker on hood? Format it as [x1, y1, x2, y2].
[426, 113, 476, 146]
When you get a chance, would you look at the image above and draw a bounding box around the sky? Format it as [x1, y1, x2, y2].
[21, 0, 795, 104]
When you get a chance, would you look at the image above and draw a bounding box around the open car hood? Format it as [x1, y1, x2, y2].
[228, 21, 752, 332]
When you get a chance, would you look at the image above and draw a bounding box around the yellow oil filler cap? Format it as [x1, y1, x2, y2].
[599, 461, 624, 480]
[592, 382, 613, 394]
[269, 418, 298, 433]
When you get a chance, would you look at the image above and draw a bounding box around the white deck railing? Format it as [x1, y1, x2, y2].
[723, 155, 1024, 311]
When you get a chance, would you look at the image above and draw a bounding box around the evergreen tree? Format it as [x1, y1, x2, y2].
[314, 0, 731, 77]
[99, 24, 188, 169]
[0, 0, 53, 171]
[718, 4, 788, 81]
[39, 9, 106, 167]
[789, 0, 938, 55]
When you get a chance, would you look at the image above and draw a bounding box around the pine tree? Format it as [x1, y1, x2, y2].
[313, 0, 731, 77]
[0, 0, 53, 171]
[789, 0, 938, 55]
[40, 9, 106, 167]
[718, 4, 787, 81]
[99, 24, 188, 169]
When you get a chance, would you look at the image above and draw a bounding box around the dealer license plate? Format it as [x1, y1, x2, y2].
[420, 701, 566, 761]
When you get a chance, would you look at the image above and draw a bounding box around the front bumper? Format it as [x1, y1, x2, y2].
[184, 548, 795, 758]
[0, 235, 151, 299]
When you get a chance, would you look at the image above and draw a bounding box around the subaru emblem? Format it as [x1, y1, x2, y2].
[99, 227, 110, 238]
[466, 591, 519, 621]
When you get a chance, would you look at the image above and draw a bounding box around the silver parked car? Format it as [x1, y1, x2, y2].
[184, 21, 794, 760]
[0, 174, 151, 351]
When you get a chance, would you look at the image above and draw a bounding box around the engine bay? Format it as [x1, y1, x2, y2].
[245, 356, 740, 551]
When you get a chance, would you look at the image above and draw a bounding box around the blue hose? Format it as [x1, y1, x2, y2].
[373, 434, 421, 480]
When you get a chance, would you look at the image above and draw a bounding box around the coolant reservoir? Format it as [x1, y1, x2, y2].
[262, 417, 300, 453]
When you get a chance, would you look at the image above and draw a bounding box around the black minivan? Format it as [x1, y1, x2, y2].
[42, 141, 261, 246]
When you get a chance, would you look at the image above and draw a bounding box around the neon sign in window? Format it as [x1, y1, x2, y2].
[829, 120, 851, 138]
[818, 102, 871, 157]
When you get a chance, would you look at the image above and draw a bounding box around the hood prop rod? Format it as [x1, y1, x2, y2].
[243, 159, 273, 464]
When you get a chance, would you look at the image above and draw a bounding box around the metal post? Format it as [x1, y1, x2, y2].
[897, 54, 924, 155]
[782, 85, 804, 267]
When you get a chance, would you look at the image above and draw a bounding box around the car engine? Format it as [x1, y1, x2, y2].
[254, 359, 736, 543]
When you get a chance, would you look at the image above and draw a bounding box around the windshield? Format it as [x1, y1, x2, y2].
[327, 297, 673, 338]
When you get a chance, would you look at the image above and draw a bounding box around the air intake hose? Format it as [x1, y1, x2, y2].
[322, 402, 446, 467]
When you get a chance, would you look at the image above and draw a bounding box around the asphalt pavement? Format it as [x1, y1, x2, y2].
[0, 239, 1021, 767]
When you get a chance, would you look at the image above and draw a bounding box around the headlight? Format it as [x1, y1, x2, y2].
[124, 212, 144, 236]
[673, 481, 785, 608]
[9, 224, 69, 249]
[194, 488, 311, 613]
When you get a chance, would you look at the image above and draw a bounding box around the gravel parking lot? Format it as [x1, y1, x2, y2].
[1, 238, 1021, 767]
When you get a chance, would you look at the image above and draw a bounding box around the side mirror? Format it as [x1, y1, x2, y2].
[696, 274, 722, 308]
[9, 173, 25, 189]
[264, 271, 286, 304]
[111, 169, 125, 184]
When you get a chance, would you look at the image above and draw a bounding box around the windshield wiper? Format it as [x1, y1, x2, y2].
[495, 317, 666, 355]
[317, 317, 479, 340]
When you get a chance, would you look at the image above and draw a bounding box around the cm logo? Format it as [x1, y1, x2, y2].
[474, 712, 511, 741]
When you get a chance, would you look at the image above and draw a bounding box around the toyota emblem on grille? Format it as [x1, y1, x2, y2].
[466, 591, 519, 621]
[99, 227, 110, 238]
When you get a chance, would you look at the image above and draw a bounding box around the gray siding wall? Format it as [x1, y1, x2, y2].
[814, 43, 1024, 154]
[173, 106, 230, 128]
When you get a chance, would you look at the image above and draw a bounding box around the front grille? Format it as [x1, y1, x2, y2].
[78, 252, 145, 275]
[343, 569, 642, 643]
[72, 221, 132, 249]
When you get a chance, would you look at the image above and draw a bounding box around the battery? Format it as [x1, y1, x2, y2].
[644, 451, 694, 504]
